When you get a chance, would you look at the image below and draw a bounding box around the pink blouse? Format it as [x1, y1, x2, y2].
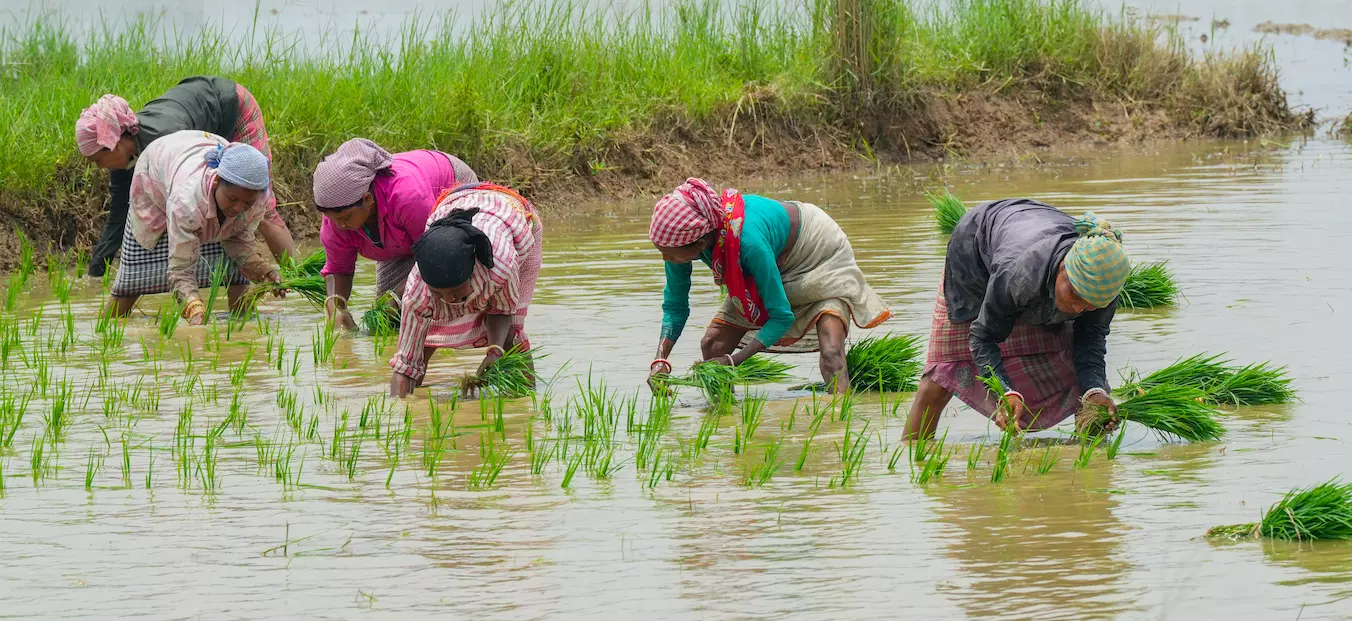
[319, 150, 461, 276]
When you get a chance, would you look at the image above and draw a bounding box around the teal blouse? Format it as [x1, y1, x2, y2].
[661, 195, 794, 349]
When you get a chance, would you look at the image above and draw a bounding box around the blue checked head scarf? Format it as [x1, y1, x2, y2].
[205, 143, 270, 191]
[1065, 212, 1128, 308]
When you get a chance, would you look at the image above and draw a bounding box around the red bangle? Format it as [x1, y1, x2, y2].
[650, 359, 672, 373]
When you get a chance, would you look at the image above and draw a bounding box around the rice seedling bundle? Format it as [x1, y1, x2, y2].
[927, 189, 967, 234]
[361, 292, 402, 337]
[1209, 479, 1352, 541]
[282, 249, 327, 279]
[1118, 261, 1178, 309]
[243, 274, 327, 310]
[846, 334, 922, 392]
[473, 345, 537, 398]
[1116, 353, 1295, 406]
[1083, 384, 1224, 443]
[670, 356, 795, 403]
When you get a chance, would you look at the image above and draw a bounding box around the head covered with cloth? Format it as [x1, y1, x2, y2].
[1058, 212, 1129, 312]
[412, 208, 495, 304]
[649, 178, 723, 257]
[75, 94, 141, 168]
[204, 142, 271, 216]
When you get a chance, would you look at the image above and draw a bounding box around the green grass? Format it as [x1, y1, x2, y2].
[243, 274, 327, 309]
[1085, 384, 1224, 443]
[846, 333, 922, 392]
[0, 0, 1301, 263]
[1209, 479, 1352, 541]
[1116, 353, 1296, 406]
[927, 189, 967, 234]
[282, 249, 326, 279]
[1118, 261, 1179, 309]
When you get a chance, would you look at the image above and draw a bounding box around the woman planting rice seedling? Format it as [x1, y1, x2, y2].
[311, 139, 478, 332]
[905, 199, 1129, 439]
[644, 178, 892, 396]
[102, 130, 283, 324]
[389, 183, 542, 398]
[76, 76, 297, 275]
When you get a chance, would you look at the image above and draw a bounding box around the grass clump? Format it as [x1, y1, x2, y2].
[1209, 479, 1352, 541]
[846, 333, 922, 392]
[1118, 261, 1178, 309]
[1116, 353, 1296, 406]
[282, 249, 326, 278]
[243, 274, 327, 310]
[1082, 384, 1224, 443]
[927, 189, 967, 234]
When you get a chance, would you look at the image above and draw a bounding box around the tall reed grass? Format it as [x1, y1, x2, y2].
[0, 0, 1301, 260]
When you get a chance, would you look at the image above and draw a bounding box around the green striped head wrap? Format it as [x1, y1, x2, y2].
[1065, 212, 1128, 308]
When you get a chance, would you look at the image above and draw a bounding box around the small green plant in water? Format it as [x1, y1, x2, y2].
[361, 291, 402, 337]
[927, 188, 967, 234]
[158, 298, 184, 339]
[474, 345, 538, 398]
[1209, 479, 1352, 541]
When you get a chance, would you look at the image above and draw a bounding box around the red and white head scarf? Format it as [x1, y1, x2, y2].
[648, 178, 722, 247]
[75, 94, 139, 157]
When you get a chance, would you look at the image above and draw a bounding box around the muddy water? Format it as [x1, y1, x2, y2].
[1, 137, 1350, 619]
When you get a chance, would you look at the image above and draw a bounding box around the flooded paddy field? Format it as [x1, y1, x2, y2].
[1, 137, 1351, 619]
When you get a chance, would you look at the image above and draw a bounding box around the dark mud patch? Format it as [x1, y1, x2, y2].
[1255, 21, 1352, 47]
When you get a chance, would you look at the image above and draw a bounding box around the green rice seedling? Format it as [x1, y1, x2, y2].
[145, 443, 155, 490]
[830, 418, 871, 487]
[913, 442, 953, 484]
[474, 345, 538, 398]
[158, 298, 183, 339]
[966, 441, 984, 473]
[561, 450, 584, 489]
[1074, 433, 1104, 469]
[927, 188, 967, 234]
[290, 349, 302, 378]
[120, 434, 132, 488]
[311, 321, 339, 366]
[887, 440, 907, 472]
[16, 231, 35, 285]
[646, 449, 667, 489]
[43, 380, 75, 441]
[1104, 424, 1128, 460]
[694, 410, 721, 457]
[991, 423, 1018, 483]
[1116, 353, 1295, 406]
[0, 458, 6, 495]
[361, 292, 402, 337]
[734, 394, 767, 455]
[421, 397, 457, 478]
[1033, 444, 1061, 475]
[101, 263, 114, 291]
[636, 394, 673, 471]
[671, 356, 793, 404]
[743, 435, 786, 488]
[29, 433, 47, 485]
[529, 439, 554, 476]
[282, 249, 327, 279]
[1118, 261, 1178, 309]
[4, 277, 23, 312]
[846, 334, 923, 392]
[244, 274, 327, 310]
[73, 249, 88, 280]
[1209, 479, 1352, 541]
[794, 400, 830, 472]
[0, 390, 29, 448]
[588, 442, 622, 480]
[1089, 384, 1224, 443]
[342, 435, 362, 481]
[1209, 362, 1297, 407]
[84, 445, 102, 491]
[204, 261, 231, 317]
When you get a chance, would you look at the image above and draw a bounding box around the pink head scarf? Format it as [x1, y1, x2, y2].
[75, 95, 138, 157]
[648, 178, 722, 247]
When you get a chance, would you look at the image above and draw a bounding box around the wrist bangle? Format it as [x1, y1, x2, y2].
[724, 354, 736, 366]
[651, 359, 672, 373]
[1081, 388, 1109, 404]
[181, 299, 206, 319]
[1002, 390, 1024, 402]
[325, 294, 348, 310]
[486, 344, 506, 356]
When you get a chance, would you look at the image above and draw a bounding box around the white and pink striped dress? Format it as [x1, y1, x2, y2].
[390, 186, 542, 383]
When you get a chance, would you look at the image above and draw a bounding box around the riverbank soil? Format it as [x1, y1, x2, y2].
[0, 0, 1311, 270]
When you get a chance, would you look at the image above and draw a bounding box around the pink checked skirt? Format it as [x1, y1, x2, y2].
[923, 282, 1081, 430]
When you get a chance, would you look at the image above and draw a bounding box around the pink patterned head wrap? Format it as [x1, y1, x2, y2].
[75, 94, 138, 157]
[312, 138, 395, 208]
[648, 178, 722, 248]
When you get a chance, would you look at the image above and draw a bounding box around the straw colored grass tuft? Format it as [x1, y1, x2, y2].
[1208, 479, 1352, 541]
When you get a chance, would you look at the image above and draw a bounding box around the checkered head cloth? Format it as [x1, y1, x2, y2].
[648, 178, 721, 247]
[313, 138, 394, 208]
[1065, 212, 1129, 308]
